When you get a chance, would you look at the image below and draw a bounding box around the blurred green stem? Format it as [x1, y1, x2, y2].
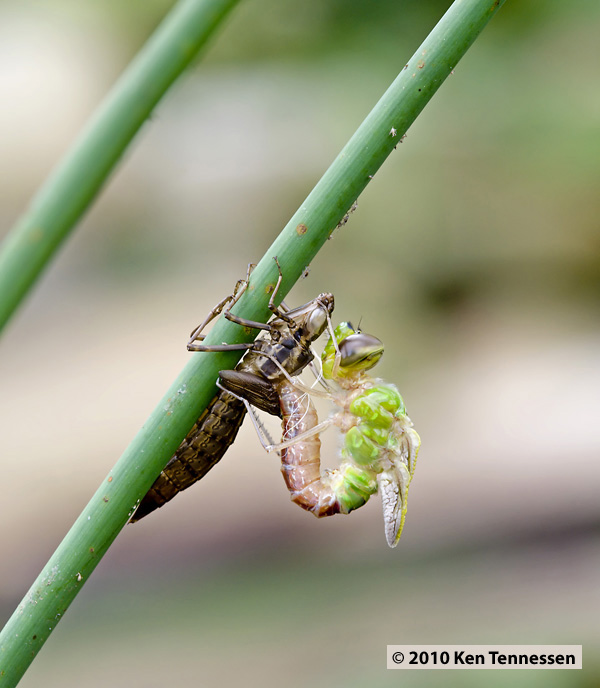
[0, 0, 240, 334]
[0, 0, 505, 685]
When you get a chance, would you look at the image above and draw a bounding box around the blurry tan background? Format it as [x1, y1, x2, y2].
[0, 1, 598, 686]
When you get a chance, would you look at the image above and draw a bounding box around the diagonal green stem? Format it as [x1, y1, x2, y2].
[0, 0, 505, 685]
[0, 0, 240, 334]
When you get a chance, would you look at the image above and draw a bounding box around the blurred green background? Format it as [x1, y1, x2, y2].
[0, 0, 598, 686]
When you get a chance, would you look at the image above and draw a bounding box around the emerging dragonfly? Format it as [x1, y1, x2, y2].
[227, 322, 420, 547]
[130, 261, 335, 522]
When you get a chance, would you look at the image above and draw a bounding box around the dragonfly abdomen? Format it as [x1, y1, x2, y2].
[279, 380, 343, 518]
[130, 390, 245, 522]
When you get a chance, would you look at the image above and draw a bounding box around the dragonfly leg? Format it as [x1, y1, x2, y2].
[324, 310, 343, 378]
[221, 257, 294, 332]
[216, 256, 298, 336]
[306, 351, 333, 392]
[187, 341, 255, 352]
[223, 311, 276, 333]
[188, 292, 237, 344]
[187, 264, 255, 346]
[267, 257, 295, 325]
[267, 417, 334, 453]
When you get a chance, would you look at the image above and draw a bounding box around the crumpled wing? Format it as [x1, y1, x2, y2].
[404, 426, 421, 478]
[378, 417, 421, 547]
[395, 415, 420, 478]
[378, 459, 411, 548]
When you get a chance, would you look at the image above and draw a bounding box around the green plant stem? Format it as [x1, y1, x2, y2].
[0, 0, 240, 334]
[0, 0, 505, 684]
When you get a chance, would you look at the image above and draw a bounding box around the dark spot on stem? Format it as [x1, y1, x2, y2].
[296, 223, 308, 235]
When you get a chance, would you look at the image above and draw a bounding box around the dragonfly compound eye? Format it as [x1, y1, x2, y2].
[306, 307, 328, 338]
[339, 333, 384, 372]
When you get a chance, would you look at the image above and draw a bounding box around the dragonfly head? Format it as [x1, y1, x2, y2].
[322, 322, 384, 379]
[282, 292, 335, 343]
